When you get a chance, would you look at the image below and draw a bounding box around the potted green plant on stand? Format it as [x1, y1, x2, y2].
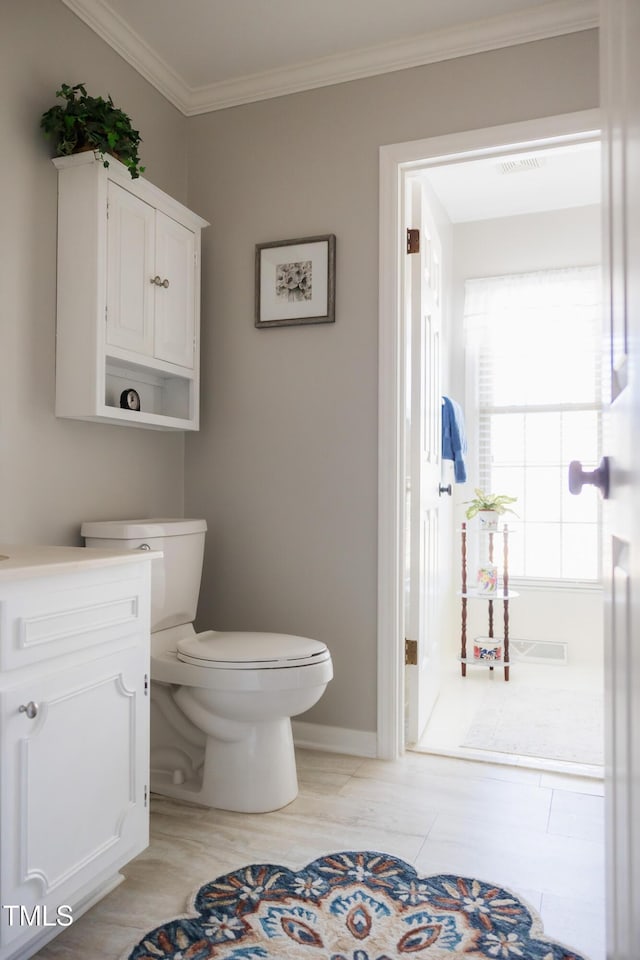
[40, 82, 145, 179]
[463, 489, 518, 531]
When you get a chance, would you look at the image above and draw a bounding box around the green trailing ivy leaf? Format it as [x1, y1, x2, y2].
[40, 81, 145, 179]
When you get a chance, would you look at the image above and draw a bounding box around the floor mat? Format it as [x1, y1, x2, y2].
[124, 850, 590, 959]
[461, 685, 604, 765]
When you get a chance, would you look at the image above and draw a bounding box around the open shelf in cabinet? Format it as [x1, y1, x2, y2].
[104, 355, 196, 429]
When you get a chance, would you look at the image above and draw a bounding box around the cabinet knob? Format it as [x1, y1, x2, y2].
[439, 484, 452, 497]
[161, 278, 170, 288]
[19, 701, 39, 719]
[151, 275, 162, 286]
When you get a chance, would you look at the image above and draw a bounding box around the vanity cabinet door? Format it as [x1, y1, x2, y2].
[0, 644, 149, 954]
[154, 210, 196, 369]
[106, 181, 155, 357]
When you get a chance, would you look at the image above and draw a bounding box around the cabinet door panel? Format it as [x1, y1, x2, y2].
[0, 646, 148, 949]
[0, 567, 148, 672]
[106, 182, 155, 356]
[154, 211, 195, 369]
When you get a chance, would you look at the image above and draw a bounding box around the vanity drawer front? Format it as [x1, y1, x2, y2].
[0, 566, 150, 671]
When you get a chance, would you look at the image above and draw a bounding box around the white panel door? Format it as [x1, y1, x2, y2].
[154, 211, 196, 369]
[405, 177, 444, 744]
[106, 182, 155, 357]
[0, 646, 148, 953]
[601, 2, 640, 956]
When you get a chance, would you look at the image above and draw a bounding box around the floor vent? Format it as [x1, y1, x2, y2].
[498, 157, 544, 174]
[510, 638, 568, 664]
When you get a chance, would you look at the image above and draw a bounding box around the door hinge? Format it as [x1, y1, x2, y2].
[144, 785, 148, 807]
[405, 637, 418, 665]
[406, 228, 420, 254]
[144, 673, 149, 695]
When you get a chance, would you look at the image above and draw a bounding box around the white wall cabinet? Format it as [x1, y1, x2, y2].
[0, 549, 155, 960]
[54, 153, 209, 430]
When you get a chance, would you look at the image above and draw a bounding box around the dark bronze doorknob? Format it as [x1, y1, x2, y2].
[568, 457, 610, 499]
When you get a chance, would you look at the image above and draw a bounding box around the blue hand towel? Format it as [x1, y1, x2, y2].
[441, 396, 467, 483]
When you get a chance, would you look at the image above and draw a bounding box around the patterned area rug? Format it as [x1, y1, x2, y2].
[461, 686, 604, 766]
[127, 850, 588, 959]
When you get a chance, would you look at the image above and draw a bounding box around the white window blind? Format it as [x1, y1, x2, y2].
[464, 266, 602, 582]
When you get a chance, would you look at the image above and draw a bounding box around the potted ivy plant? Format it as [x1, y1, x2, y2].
[40, 82, 145, 179]
[463, 489, 518, 530]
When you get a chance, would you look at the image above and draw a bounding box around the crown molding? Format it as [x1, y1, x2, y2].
[60, 0, 192, 113]
[62, 0, 598, 117]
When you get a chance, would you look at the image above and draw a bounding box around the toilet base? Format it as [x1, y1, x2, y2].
[150, 716, 299, 813]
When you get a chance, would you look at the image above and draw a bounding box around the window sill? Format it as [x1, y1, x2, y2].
[509, 577, 603, 594]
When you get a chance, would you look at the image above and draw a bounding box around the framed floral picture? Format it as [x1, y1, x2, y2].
[255, 234, 336, 328]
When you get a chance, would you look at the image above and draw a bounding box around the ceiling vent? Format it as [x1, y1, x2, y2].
[498, 157, 544, 174]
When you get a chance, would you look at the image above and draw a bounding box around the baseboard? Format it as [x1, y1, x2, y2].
[292, 720, 378, 758]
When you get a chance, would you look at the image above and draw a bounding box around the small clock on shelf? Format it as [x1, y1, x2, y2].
[119, 388, 141, 412]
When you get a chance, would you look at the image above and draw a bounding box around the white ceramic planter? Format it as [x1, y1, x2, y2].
[478, 510, 499, 531]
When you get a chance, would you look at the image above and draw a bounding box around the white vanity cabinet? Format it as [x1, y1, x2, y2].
[53, 153, 209, 430]
[0, 546, 157, 960]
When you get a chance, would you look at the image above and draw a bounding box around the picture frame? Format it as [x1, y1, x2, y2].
[255, 234, 336, 328]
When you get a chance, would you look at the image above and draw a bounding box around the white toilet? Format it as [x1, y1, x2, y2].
[81, 518, 333, 813]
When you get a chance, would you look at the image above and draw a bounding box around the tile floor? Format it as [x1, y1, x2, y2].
[35, 747, 605, 960]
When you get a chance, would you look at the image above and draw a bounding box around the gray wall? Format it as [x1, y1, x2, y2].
[185, 31, 599, 734]
[1, 0, 188, 546]
[0, 3, 600, 736]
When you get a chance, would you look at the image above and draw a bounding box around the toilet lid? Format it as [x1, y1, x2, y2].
[176, 631, 330, 669]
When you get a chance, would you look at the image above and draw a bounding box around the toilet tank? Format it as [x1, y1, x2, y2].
[81, 518, 207, 632]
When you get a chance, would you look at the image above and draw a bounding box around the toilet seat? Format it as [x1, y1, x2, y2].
[176, 630, 330, 670]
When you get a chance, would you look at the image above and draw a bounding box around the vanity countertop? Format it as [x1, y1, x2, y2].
[0, 544, 162, 581]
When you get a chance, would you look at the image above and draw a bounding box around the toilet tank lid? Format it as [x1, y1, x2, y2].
[81, 518, 207, 539]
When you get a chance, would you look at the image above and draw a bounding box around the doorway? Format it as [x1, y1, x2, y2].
[415, 146, 603, 774]
[377, 109, 603, 768]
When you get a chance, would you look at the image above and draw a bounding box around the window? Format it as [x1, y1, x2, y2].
[464, 266, 602, 582]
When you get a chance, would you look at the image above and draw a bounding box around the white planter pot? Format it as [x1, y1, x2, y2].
[477, 510, 499, 531]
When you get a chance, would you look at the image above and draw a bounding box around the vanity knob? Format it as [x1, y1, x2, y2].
[150, 275, 162, 286]
[19, 701, 39, 719]
[161, 278, 170, 288]
[137, 543, 151, 551]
